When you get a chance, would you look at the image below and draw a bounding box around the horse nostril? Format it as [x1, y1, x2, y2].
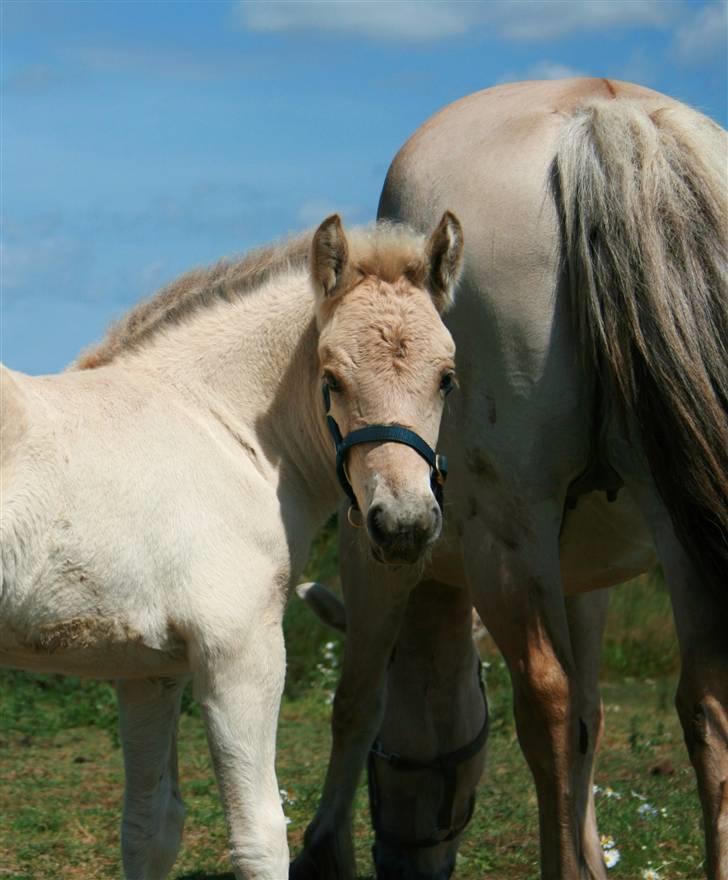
[367, 503, 388, 546]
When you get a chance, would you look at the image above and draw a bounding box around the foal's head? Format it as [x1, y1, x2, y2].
[310, 213, 463, 565]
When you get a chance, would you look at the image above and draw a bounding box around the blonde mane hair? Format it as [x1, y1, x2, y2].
[75, 222, 428, 370]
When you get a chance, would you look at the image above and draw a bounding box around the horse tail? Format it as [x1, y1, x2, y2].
[554, 98, 728, 591]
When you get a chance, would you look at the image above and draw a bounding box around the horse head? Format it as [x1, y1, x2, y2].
[310, 212, 463, 565]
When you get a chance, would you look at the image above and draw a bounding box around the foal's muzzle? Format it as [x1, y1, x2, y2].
[322, 382, 448, 538]
[366, 501, 442, 565]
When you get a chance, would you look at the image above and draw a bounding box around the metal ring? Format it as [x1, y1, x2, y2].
[347, 505, 364, 528]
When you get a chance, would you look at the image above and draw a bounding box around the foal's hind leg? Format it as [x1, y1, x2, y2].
[117, 676, 187, 880]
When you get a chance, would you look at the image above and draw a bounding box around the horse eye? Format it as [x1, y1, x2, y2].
[440, 371, 457, 395]
[323, 371, 342, 392]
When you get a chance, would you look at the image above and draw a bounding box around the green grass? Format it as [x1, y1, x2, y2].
[602, 570, 679, 680]
[0, 669, 702, 879]
[1, 522, 700, 879]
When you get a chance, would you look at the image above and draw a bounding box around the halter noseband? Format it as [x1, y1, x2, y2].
[368, 660, 488, 849]
[322, 382, 448, 517]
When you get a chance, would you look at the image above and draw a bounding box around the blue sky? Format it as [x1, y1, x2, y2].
[2, 0, 726, 374]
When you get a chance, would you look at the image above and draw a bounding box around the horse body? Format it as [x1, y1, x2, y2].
[1, 214, 464, 880]
[1, 282, 318, 680]
[294, 79, 726, 880]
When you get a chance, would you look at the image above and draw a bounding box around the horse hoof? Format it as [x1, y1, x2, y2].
[288, 853, 316, 880]
[289, 851, 333, 880]
[289, 841, 354, 880]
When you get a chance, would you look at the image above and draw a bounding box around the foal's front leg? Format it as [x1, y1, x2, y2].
[291, 516, 416, 880]
[117, 676, 187, 880]
[193, 610, 288, 880]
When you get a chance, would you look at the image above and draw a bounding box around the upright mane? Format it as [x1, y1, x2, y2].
[74, 232, 313, 370]
[75, 222, 428, 370]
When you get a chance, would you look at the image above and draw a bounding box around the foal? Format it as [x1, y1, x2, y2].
[0, 212, 463, 879]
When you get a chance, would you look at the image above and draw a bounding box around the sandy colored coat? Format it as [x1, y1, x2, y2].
[0, 214, 463, 880]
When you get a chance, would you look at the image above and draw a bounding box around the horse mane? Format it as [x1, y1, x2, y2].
[74, 232, 313, 370]
[74, 222, 427, 370]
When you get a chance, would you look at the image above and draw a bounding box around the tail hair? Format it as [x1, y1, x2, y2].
[555, 98, 728, 590]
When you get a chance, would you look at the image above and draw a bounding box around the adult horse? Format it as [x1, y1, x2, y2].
[0, 212, 464, 880]
[292, 79, 727, 880]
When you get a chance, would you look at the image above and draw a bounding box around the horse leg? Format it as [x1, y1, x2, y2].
[565, 590, 610, 880]
[193, 615, 288, 880]
[291, 514, 416, 880]
[371, 578, 488, 880]
[117, 676, 187, 880]
[661, 540, 728, 879]
[464, 502, 591, 880]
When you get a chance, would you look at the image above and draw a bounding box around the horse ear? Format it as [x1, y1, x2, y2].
[425, 211, 464, 313]
[296, 582, 347, 633]
[311, 214, 350, 301]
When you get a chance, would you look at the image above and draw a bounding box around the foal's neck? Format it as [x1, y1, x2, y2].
[128, 267, 341, 525]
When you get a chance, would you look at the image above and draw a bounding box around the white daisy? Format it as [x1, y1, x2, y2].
[637, 802, 658, 818]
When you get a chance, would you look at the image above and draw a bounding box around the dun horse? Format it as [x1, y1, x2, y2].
[292, 79, 727, 880]
[0, 212, 464, 880]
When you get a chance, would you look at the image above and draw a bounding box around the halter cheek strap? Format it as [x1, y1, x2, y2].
[368, 659, 488, 849]
[322, 382, 448, 513]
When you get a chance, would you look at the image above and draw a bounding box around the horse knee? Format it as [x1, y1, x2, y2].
[331, 681, 384, 739]
[514, 645, 571, 725]
[675, 657, 728, 759]
[228, 811, 289, 879]
[510, 645, 574, 777]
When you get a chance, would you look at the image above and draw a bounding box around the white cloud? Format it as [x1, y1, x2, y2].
[238, 0, 468, 42]
[74, 46, 222, 80]
[491, 0, 676, 41]
[498, 61, 585, 84]
[1, 234, 94, 301]
[675, 2, 728, 63]
[236, 0, 680, 43]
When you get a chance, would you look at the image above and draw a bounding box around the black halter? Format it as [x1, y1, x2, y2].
[322, 382, 448, 513]
[367, 660, 489, 849]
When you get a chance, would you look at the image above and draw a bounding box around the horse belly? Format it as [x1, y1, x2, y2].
[559, 490, 656, 594]
[1, 485, 189, 679]
[0, 626, 188, 678]
[0, 558, 189, 678]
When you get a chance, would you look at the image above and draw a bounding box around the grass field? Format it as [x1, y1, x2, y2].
[0, 526, 704, 880]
